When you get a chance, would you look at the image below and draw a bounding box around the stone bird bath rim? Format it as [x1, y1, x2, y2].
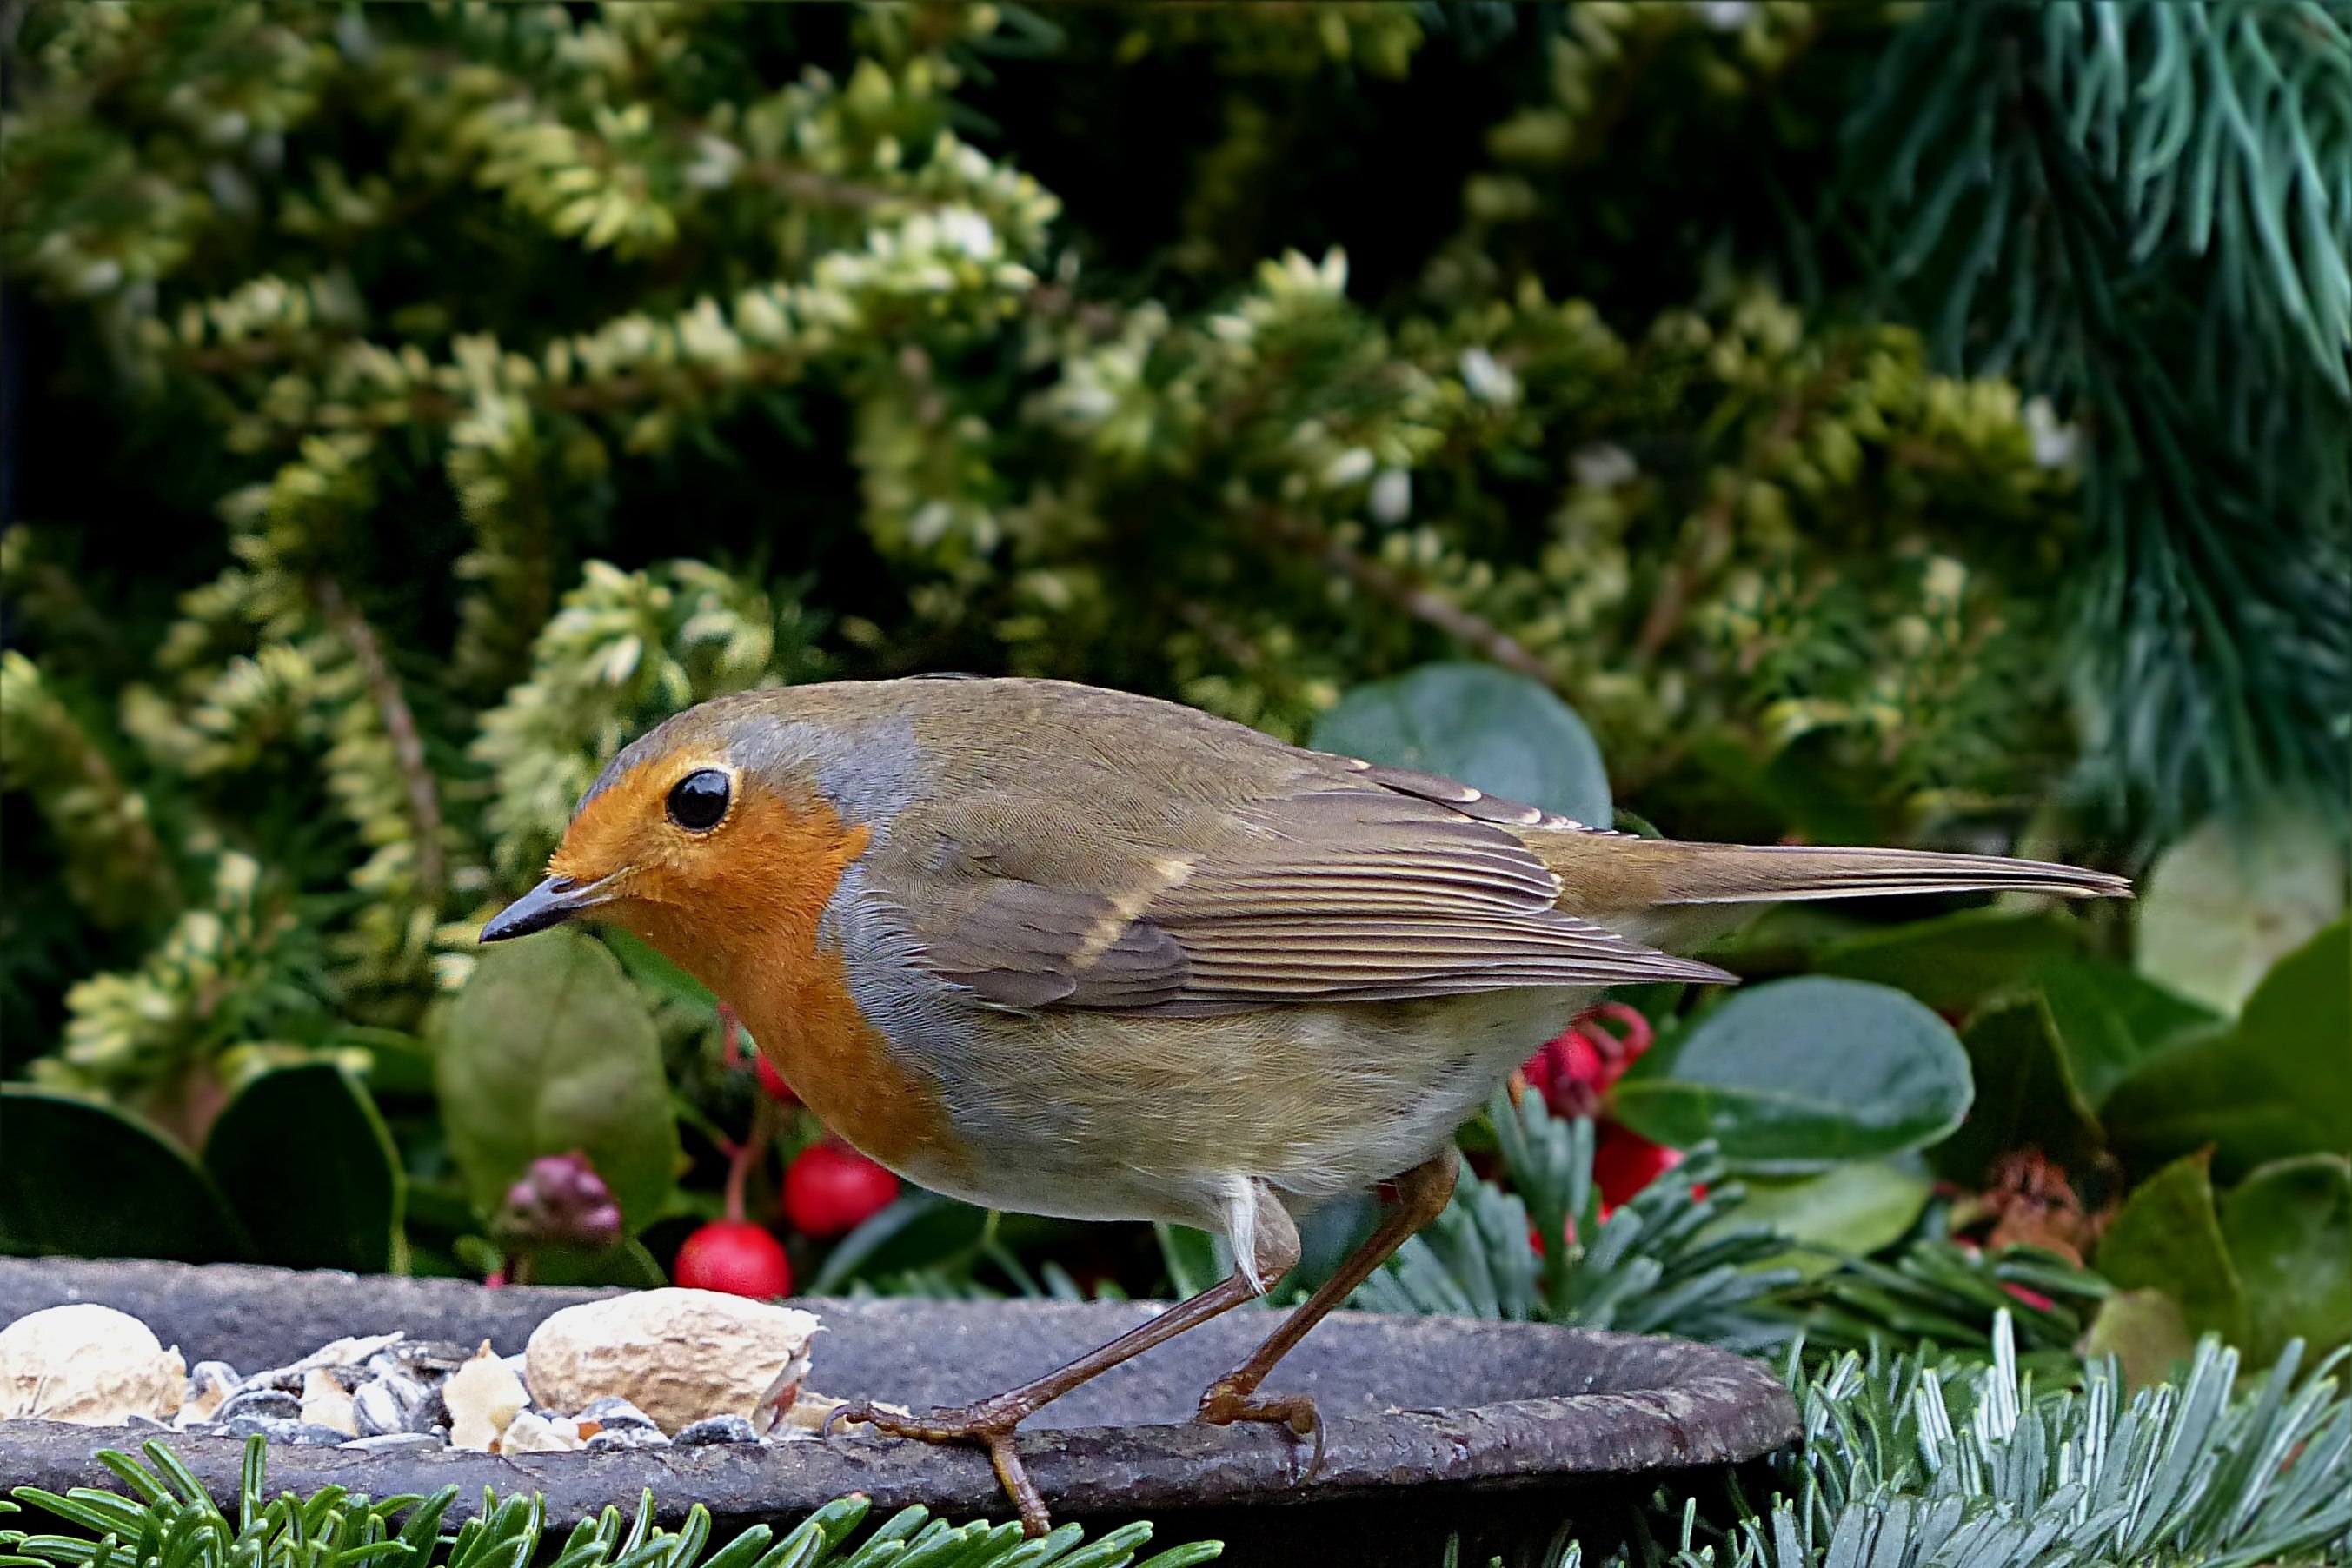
[0, 1258, 1799, 1565]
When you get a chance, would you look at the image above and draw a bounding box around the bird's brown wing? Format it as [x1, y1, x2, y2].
[874, 774, 1728, 1016]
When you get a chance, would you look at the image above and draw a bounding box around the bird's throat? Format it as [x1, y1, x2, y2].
[616, 802, 965, 1184]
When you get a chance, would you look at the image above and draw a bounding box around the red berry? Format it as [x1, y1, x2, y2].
[1557, 1030, 1605, 1086]
[784, 1140, 900, 1239]
[1583, 1002, 1655, 1087]
[1592, 1123, 1684, 1215]
[673, 1220, 791, 1297]
[1517, 1053, 1551, 1100]
[1522, 1027, 1610, 1118]
[754, 1053, 799, 1105]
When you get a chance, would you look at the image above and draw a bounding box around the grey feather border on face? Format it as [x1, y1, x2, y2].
[736, 711, 922, 827]
[820, 861, 962, 1035]
[576, 699, 928, 831]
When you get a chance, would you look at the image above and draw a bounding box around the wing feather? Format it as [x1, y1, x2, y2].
[873, 761, 1725, 1012]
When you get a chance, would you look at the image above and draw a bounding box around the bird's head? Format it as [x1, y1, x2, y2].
[478, 697, 881, 994]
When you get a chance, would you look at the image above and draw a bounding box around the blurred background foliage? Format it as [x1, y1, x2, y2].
[1, 2, 2346, 1382]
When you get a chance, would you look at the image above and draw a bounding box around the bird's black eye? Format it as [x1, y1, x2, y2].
[666, 769, 731, 832]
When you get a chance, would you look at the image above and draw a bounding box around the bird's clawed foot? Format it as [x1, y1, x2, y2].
[823, 1399, 1051, 1537]
[1196, 1376, 1325, 1480]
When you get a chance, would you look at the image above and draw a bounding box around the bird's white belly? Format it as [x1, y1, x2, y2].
[892, 987, 1595, 1231]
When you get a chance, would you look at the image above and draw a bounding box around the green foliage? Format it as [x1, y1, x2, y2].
[434, 927, 681, 1234]
[2133, 809, 2347, 1015]
[1713, 1164, 1933, 1285]
[1721, 870, 2344, 1193]
[0, 6, 2116, 1119]
[807, 1192, 1091, 1303]
[1612, 978, 1972, 1169]
[9, 1342, 2344, 1568]
[0, 651, 180, 934]
[1844, 0, 2352, 824]
[0, 1438, 1219, 1568]
[1810, 909, 2081, 1015]
[2103, 918, 2352, 1181]
[2080, 1289, 2203, 1392]
[1352, 1088, 1797, 1351]
[2025, 958, 2217, 1111]
[2091, 1146, 2352, 1369]
[201, 1062, 403, 1274]
[0, 1086, 249, 1264]
[1930, 994, 2109, 1186]
[0, 4, 2100, 957]
[2221, 1155, 2352, 1367]
[1711, 892, 2344, 1367]
[2095, 1153, 2248, 1350]
[0, 1060, 406, 1273]
[1780, 1239, 2111, 1368]
[2, 1, 2344, 1387]
[1691, 1321, 2352, 1568]
[30, 853, 337, 1130]
[1767, 906, 2204, 1106]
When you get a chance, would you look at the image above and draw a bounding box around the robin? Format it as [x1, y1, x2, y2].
[481, 675, 2128, 1530]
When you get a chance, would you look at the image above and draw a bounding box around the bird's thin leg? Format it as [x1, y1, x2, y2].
[825, 1264, 1267, 1535]
[1194, 1148, 1459, 1475]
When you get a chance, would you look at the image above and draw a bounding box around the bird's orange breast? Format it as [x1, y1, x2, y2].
[749, 936, 967, 1180]
[598, 785, 967, 1181]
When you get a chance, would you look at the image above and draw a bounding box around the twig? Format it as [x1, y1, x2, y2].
[1566, 25, 1671, 168]
[1633, 355, 1844, 659]
[315, 575, 447, 907]
[1178, 601, 1264, 669]
[1264, 508, 1560, 687]
[745, 163, 909, 211]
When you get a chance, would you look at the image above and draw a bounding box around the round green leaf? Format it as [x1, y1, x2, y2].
[204, 1063, 404, 1273]
[1711, 1162, 1933, 1279]
[1612, 976, 1973, 1170]
[528, 1237, 669, 1289]
[1816, 908, 2081, 1013]
[2105, 919, 2350, 1181]
[2082, 1289, 2196, 1390]
[1927, 994, 2104, 1188]
[1310, 662, 1611, 827]
[435, 927, 681, 1232]
[2221, 1154, 2351, 1363]
[2136, 809, 2346, 1015]
[2095, 1152, 2246, 1347]
[0, 1086, 249, 1262]
[2029, 959, 2217, 1111]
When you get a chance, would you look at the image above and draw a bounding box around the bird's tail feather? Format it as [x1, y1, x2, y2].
[1531, 834, 2129, 946]
[1625, 841, 2129, 905]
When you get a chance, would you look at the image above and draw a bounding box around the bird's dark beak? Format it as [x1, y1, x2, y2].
[480, 874, 620, 943]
